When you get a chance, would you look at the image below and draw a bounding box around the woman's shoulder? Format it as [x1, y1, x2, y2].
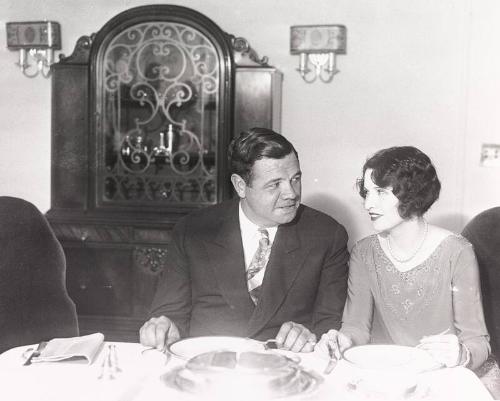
[428, 225, 471, 247]
[426, 225, 473, 258]
[351, 234, 379, 258]
[353, 234, 378, 249]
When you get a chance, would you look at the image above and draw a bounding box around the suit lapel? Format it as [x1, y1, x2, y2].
[203, 201, 255, 319]
[247, 220, 306, 337]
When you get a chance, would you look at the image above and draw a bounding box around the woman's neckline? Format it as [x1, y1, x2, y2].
[375, 233, 455, 272]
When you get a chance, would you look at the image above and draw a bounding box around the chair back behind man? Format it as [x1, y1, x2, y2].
[0, 197, 78, 353]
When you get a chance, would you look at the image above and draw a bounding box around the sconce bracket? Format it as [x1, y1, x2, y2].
[6, 21, 61, 50]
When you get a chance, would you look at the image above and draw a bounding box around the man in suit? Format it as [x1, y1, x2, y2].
[139, 128, 349, 352]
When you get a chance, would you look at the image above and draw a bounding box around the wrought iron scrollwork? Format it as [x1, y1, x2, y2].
[99, 22, 219, 206]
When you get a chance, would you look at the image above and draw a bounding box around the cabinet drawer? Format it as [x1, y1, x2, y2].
[53, 223, 131, 243]
[133, 227, 171, 243]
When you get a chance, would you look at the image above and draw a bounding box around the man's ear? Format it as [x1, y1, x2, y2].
[230, 174, 247, 199]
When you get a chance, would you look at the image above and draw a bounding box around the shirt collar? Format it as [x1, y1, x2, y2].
[238, 201, 278, 243]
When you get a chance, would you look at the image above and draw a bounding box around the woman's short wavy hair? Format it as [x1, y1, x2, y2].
[228, 127, 298, 185]
[357, 146, 441, 219]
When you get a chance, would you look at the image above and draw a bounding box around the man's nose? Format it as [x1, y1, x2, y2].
[281, 182, 299, 199]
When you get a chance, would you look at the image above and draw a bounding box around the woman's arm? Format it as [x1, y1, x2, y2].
[340, 242, 374, 345]
[452, 241, 491, 370]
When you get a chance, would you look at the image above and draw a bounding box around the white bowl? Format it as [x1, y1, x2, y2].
[342, 344, 437, 398]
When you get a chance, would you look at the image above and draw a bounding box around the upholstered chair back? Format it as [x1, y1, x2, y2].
[0, 197, 78, 353]
[462, 207, 500, 356]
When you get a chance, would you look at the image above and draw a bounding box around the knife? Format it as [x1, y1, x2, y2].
[323, 342, 340, 374]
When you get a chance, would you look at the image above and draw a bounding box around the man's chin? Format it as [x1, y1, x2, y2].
[276, 207, 298, 224]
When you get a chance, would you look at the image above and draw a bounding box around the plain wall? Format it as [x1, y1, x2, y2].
[1, 0, 499, 248]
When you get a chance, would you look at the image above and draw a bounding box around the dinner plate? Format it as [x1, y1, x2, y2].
[161, 350, 323, 400]
[168, 336, 265, 360]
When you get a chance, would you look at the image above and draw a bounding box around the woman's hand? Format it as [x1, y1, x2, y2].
[417, 333, 465, 367]
[315, 329, 353, 359]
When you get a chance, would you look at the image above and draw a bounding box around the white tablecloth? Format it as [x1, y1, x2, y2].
[0, 341, 493, 401]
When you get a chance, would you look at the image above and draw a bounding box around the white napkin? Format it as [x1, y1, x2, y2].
[32, 332, 105, 364]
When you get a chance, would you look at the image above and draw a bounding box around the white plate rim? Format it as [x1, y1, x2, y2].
[167, 336, 265, 360]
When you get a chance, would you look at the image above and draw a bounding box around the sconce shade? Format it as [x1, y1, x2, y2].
[290, 24, 346, 55]
[6, 21, 61, 50]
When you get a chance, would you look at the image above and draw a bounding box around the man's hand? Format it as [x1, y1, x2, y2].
[139, 316, 181, 350]
[274, 321, 317, 352]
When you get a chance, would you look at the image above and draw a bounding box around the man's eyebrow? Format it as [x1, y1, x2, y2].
[263, 171, 302, 185]
[264, 177, 281, 185]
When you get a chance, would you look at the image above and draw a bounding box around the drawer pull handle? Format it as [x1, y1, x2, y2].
[103, 285, 113, 290]
[79, 283, 87, 290]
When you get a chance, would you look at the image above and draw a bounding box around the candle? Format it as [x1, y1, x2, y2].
[167, 124, 173, 154]
[299, 53, 306, 73]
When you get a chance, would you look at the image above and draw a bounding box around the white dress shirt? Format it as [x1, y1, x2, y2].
[238, 202, 277, 289]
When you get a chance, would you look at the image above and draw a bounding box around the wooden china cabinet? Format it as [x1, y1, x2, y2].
[46, 5, 282, 341]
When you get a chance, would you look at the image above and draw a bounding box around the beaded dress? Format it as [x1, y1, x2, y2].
[340, 234, 490, 369]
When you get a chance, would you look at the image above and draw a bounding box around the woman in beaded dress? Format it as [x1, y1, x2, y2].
[317, 146, 490, 370]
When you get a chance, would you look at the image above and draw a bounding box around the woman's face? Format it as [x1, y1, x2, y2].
[363, 168, 404, 233]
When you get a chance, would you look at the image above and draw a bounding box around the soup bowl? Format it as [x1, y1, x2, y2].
[342, 344, 439, 399]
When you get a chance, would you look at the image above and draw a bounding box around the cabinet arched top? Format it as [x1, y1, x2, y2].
[89, 5, 234, 73]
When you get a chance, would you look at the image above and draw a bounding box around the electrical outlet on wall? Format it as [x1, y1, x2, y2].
[480, 144, 500, 167]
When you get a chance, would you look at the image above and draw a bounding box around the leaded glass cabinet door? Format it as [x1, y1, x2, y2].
[90, 6, 233, 212]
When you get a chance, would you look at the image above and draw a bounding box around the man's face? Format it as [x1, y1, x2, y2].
[232, 153, 302, 227]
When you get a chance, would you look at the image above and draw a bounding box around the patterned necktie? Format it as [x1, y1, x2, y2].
[246, 228, 271, 305]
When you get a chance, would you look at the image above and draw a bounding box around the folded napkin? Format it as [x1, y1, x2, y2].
[32, 332, 105, 364]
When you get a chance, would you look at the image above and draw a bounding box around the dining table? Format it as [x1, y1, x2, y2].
[0, 340, 494, 401]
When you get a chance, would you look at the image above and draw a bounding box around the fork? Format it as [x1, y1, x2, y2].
[98, 345, 115, 380]
[109, 344, 122, 373]
[140, 345, 171, 365]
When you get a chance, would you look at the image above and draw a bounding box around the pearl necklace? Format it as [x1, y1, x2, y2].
[386, 220, 429, 263]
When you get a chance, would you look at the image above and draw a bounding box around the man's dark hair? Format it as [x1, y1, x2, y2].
[228, 127, 298, 184]
[357, 146, 441, 219]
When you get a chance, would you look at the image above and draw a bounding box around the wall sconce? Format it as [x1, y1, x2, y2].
[6, 21, 61, 78]
[290, 24, 347, 83]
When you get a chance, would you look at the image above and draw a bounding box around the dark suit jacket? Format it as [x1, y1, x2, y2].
[150, 198, 349, 341]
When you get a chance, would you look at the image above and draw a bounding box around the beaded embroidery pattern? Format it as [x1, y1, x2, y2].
[370, 235, 453, 321]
